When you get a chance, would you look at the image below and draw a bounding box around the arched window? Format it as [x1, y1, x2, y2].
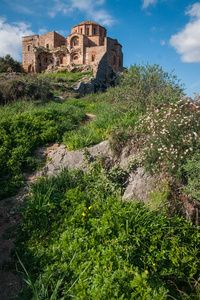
[46, 44, 49, 49]
[81, 28, 83, 34]
[91, 54, 95, 62]
[28, 45, 31, 51]
[74, 38, 79, 46]
[93, 28, 96, 35]
[73, 55, 78, 60]
[60, 57, 63, 64]
[71, 36, 79, 48]
[87, 28, 89, 35]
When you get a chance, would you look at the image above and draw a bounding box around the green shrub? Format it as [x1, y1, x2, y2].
[0, 74, 54, 105]
[181, 151, 200, 202]
[103, 63, 184, 112]
[0, 54, 23, 73]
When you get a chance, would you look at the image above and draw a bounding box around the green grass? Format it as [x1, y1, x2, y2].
[0, 100, 86, 199]
[63, 102, 139, 150]
[16, 162, 200, 299]
[38, 71, 93, 85]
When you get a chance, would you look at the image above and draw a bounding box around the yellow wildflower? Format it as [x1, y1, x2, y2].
[153, 263, 156, 266]
[88, 205, 92, 210]
[145, 270, 148, 274]
[82, 212, 86, 217]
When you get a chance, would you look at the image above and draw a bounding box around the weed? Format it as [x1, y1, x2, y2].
[15, 163, 200, 299]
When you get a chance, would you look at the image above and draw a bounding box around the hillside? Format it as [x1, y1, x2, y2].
[0, 63, 200, 299]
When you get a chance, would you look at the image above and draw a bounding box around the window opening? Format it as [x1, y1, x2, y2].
[46, 44, 49, 49]
[28, 45, 31, 51]
[74, 38, 79, 46]
[87, 28, 89, 35]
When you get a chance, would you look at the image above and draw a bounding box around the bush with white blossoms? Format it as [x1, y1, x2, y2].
[136, 99, 200, 178]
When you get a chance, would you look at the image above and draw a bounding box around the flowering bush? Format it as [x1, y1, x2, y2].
[136, 99, 200, 178]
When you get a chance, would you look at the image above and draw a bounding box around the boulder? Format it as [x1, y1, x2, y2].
[41, 140, 156, 203]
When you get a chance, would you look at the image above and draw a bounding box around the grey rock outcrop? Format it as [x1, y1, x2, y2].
[73, 53, 121, 95]
[41, 140, 156, 203]
[122, 167, 156, 203]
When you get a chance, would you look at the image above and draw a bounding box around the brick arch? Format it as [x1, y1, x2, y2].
[71, 36, 79, 48]
[71, 52, 79, 63]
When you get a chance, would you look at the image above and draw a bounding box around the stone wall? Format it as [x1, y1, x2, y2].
[39, 31, 66, 49]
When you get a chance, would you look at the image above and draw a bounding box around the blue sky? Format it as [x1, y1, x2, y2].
[0, 0, 200, 97]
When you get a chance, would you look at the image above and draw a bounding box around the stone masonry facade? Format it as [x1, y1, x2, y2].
[22, 21, 123, 75]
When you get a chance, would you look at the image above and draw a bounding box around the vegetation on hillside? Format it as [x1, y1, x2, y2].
[0, 54, 23, 73]
[0, 101, 86, 199]
[0, 59, 200, 298]
[16, 163, 200, 299]
[0, 74, 54, 105]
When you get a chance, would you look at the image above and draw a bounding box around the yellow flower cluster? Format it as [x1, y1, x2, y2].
[82, 206, 92, 216]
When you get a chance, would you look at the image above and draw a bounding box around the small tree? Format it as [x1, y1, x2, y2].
[0, 54, 23, 73]
[118, 63, 185, 109]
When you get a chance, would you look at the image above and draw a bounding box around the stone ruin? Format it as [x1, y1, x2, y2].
[22, 21, 123, 92]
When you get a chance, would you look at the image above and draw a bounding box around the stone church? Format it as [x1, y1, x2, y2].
[22, 21, 123, 74]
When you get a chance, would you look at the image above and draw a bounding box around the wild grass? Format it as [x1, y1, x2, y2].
[38, 71, 93, 85]
[63, 102, 139, 150]
[16, 161, 200, 299]
[0, 100, 86, 199]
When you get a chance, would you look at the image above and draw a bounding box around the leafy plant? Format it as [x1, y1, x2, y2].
[181, 151, 200, 202]
[16, 163, 200, 299]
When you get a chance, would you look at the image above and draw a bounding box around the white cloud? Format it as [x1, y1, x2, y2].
[48, 0, 115, 26]
[170, 2, 200, 63]
[185, 2, 200, 18]
[142, 0, 157, 9]
[0, 17, 33, 61]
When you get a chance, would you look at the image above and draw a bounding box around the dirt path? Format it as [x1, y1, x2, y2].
[0, 144, 60, 300]
[0, 189, 24, 300]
